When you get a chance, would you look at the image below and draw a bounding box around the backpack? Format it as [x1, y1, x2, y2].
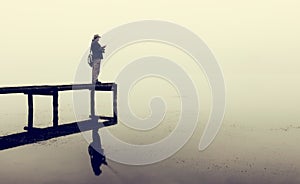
[87, 48, 93, 67]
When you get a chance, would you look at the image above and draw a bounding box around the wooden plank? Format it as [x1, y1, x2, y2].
[88, 115, 114, 120]
[27, 94, 33, 129]
[24, 91, 54, 95]
[62, 83, 114, 91]
[113, 84, 118, 122]
[0, 86, 52, 94]
[0, 83, 115, 94]
[52, 90, 59, 127]
[90, 89, 95, 117]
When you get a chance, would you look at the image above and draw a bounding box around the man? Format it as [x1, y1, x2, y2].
[88, 143, 108, 176]
[91, 34, 106, 84]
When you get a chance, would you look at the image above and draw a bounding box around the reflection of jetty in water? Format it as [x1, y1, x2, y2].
[0, 83, 118, 151]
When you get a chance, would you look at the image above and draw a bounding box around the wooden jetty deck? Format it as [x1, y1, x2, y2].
[0, 83, 117, 131]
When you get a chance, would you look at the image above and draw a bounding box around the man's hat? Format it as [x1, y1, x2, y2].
[93, 34, 101, 40]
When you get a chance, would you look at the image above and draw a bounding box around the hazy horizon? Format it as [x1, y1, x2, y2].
[1, 0, 300, 183]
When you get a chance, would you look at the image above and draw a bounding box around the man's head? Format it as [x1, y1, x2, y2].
[93, 34, 101, 41]
[94, 168, 102, 176]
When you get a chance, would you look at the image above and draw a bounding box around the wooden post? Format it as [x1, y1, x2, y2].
[90, 88, 95, 118]
[27, 93, 33, 129]
[113, 84, 118, 122]
[52, 90, 58, 127]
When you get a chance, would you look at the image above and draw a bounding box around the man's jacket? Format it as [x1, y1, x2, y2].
[91, 40, 104, 60]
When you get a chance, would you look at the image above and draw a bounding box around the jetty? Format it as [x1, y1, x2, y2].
[0, 83, 118, 131]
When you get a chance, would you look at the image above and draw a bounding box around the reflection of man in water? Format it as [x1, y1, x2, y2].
[88, 129, 107, 176]
[91, 34, 106, 84]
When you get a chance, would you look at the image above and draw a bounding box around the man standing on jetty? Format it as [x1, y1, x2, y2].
[91, 34, 106, 84]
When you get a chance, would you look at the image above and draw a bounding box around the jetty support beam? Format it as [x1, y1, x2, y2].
[27, 93, 33, 130]
[52, 90, 59, 127]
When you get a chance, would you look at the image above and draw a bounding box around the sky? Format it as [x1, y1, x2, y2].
[1, 1, 300, 183]
[0, 0, 300, 126]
